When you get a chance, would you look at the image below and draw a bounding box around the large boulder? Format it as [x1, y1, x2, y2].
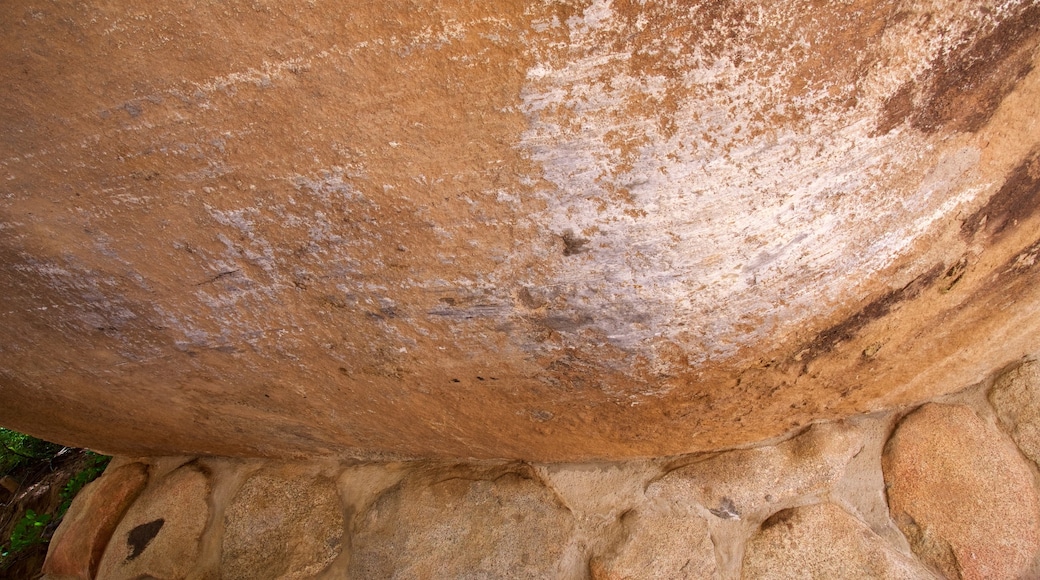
[647, 422, 862, 520]
[2, 0, 1040, 460]
[95, 462, 211, 579]
[591, 508, 719, 580]
[220, 464, 344, 579]
[42, 462, 149, 579]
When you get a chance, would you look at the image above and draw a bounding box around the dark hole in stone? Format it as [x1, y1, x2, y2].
[761, 508, 796, 530]
[126, 518, 165, 561]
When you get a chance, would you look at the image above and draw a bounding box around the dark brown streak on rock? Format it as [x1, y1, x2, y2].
[876, 3, 1040, 135]
[998, 237, 1040, 281]
[539, 313, 595, 333]
[962, 148, 1040, 240]
[194, 269, 240, 286]
[125, 518, 165, 561]
[427, 303, 509, 320]
[798, 263, 945, 363]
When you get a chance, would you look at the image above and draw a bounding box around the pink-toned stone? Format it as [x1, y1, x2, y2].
[883, 403, 1040, 579]
[741, 503, 934, 579]
[42, 462, 149, 579]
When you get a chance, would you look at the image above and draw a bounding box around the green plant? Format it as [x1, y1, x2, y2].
[57, 452, 111, 517]
[0, 428, 61, 477]
[1, 509, 52, 566]
[0, 428, 111, 572]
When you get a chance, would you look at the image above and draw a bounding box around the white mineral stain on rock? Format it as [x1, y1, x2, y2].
[518, 0, 998, 359]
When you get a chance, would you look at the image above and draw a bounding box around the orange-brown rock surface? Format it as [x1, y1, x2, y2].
[3, 0, 1040, 461]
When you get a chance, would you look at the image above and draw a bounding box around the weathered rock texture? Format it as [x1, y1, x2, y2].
[989, 359, 1040, 465]
[221, 465, 344, 579]
[883, 402, 1040, 579]
[741, 503, 936, 579]
[647, 421, 863, 521]
[41, 463, 149, 579]
[42, 366, 1040, 579]
[96, 462, 211, 579]
[3, 0, 1040, 461]
[350, 466, 579, 578]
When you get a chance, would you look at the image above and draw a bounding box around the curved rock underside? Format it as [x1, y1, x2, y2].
[1, 0, 1039, 460]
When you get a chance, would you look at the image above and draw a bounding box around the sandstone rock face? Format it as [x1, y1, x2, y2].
[220, 466, 344, 579]
[741, 503, 936, 579]
[648, 422, 862, 521]
[883, 403, 1040, 579]
[591, 509, 719, 580]
[989, 359, 1040, 465]
[42, 462, 149, 579]
[96, 463, 211, 580]
[3, 1, 1040, 462]
[349, 467, 579, 578]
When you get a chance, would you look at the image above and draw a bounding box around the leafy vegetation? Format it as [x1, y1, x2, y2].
[1, 428, 110, 573]
[57, 451, 110, 518]
[5, 510, 51, 554]
[0, 428, 62, 478]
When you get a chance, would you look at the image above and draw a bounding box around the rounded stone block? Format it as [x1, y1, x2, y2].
[42, 462, 149, 579]
[741, 503, 935, 579]
[96, 462, 211, 579]
[220, 466, 344, 579]
[883, 403, 1040, 579]
[648, 422, 862, 520]
[989, 358, 1040, 465]
[350, 467, 577, 578]
[591, 509, 718, 580]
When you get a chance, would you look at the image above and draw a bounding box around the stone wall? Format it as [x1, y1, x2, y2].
[43, 359, 1040, 579]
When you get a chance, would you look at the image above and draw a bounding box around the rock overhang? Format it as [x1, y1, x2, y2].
[1, 0, 1039, 461]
